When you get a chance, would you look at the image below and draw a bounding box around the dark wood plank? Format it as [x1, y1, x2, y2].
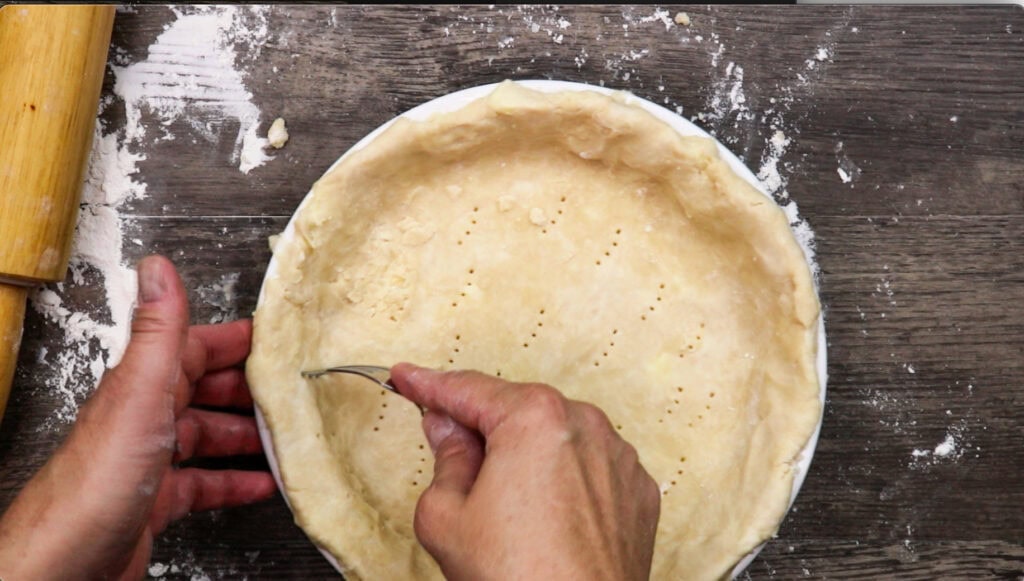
[1, 5, 1023, 580]
[105, 5, 1024, 220]
[137, 538, 1024, 580]
[747, 540, 1024, 580]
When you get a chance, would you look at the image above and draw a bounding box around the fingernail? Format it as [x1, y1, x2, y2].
[137, 257, 167, 304]
[424, 412, 457, 453]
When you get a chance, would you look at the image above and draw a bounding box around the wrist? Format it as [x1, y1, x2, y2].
[0, 522, 64, 581]
[0, 444, 103, 580]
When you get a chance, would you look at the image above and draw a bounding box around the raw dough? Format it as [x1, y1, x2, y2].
[268, 117, 289, 149]
[248, 81, 821, 580]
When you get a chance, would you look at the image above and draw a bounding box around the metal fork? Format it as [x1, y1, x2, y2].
[301, 364, 424, 414]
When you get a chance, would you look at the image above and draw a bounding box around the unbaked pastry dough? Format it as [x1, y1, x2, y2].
[248, 81, 821, 580]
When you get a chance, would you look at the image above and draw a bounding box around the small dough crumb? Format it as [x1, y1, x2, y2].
[268, 117, 289, 149]
[674, 12, 691, 26]
[529, 207, 547, 225]
[498, 195, 515, 212]
[268, 233, 281, 252]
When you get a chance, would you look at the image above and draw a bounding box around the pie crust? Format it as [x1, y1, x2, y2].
[248, 81, 821, 580]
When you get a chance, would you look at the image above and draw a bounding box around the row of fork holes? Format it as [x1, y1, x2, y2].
[594, 282, 673, 367]
[522, 308, 545, 349]
[369, 393, 426, 488]
[663, 456, 688, 496]
[412, 444, 426, 487]
[656, 387, 716, 425]
[450, 267, 475, 311]
[594, 228, 622, 266]
[540, 196, 568, 235]
[449, 267, 476, 363]
[456, 206, 480, 246]
[639, 282, 665, 322]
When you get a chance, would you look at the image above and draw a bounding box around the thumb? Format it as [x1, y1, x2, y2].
[99, 255, 189, 410]
[414, 412, 484, 554]
[32, 257, 189, 573]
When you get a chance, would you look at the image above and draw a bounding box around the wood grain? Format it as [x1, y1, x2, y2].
[0, 286, 27, 423]
[1, 5, 1023, 580]
[0, 5, 114, 282]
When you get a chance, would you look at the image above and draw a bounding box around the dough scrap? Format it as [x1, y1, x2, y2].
[248, 81, 821, 580]
[268, 117, 289, 149]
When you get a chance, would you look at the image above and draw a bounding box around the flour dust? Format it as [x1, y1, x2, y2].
[28, 6, 276, 428]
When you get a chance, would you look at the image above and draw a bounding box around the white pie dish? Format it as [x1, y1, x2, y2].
[253, 80, 828, 578]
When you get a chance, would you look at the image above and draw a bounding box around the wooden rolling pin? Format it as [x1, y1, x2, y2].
[0, 6, 115, 425]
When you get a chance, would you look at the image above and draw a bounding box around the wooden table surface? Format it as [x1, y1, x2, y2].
[2, 5, 1023, 579]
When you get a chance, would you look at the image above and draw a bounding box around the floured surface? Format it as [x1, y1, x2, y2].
[249, 83, 821, 580]
[24, 6, 282, 428]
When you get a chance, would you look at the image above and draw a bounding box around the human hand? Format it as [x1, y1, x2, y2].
[390, 364, 661, 581]
[0, 256, 275, 580]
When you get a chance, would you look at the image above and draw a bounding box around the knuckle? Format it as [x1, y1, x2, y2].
[131, 305, 176, 336]
[620, 440, 640, 464]
[576, 402, 613, 432]
[443, 369, 475, 383]
[519, 384, 566, 418]
[444, 369, 490, 388]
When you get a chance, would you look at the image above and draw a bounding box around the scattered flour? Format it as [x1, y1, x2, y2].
[698, 62, 752, 137]
[757, 130, 791, 197]
[112, 6, 273, 174]
[703, 21, 852, 283]
[196, 273, 241, 324]
[28, 127, 145, 425]
[630, 7, 671, 32]
[146, 555, 210, 580]
[28, 6, 273, 428]
[933, 434, 956, 457]
[625, 7, 675, 32]
[492, 6, 573, 47]
[148, 542, 261, 579]
[910, 422, 971, 467]
[835, 141, 862, 185]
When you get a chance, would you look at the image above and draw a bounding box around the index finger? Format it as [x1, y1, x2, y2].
[182, 319, 253, 382]
[390, 363, 517, 436]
